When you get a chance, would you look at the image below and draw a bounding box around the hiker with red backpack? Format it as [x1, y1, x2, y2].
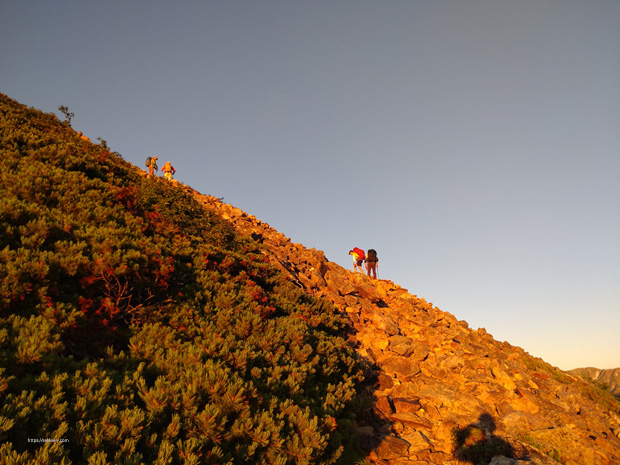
[349, 247, 365, 273]
[366, 249, 379, 279]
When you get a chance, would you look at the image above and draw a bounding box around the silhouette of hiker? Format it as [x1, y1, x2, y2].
[452, 413, 516, 464]
[349, 248, 365, 273]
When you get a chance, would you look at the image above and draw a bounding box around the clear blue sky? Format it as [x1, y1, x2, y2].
[2, 0, 619, 370]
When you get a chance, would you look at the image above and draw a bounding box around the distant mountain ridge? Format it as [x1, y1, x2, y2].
[1, 92, 619, 464]
[569, 368, 620, 397]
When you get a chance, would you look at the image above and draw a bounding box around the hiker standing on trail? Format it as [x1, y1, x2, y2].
[146, 156, 158, 177]
[161, 161, 176, 181]
[366, 249, 379, 279]
[349, 247, 365, 273]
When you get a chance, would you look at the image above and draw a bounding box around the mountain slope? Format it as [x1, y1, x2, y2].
[2, 92, 619, 465]
[190, 187, 620, 464]
[0, 93, 365, 465]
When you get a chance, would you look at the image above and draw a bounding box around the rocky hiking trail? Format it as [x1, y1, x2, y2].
[190, 190, 620, 465]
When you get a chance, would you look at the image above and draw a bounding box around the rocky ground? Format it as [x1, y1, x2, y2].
[191, 190, 620, 465]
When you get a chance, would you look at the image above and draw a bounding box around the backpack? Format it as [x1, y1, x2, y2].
[353, 247, 365, 260]
[367, 249, 378, 262]
[145, 156, 152, 167]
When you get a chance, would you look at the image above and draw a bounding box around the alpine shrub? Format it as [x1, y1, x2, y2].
[0, 93, 364, 464]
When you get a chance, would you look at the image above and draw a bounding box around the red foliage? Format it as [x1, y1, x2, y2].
[532, 372, 551, 381]
[80, 275, 97, 288]
[78, 297, 93, 313]
[114, 186, 139, 212]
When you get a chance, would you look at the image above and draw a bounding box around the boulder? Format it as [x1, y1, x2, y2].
[389, 412, 432, 430]
[389, 335, 416, 357]
[374, 395, 394, 417]
[381, 355, 421, 380]
[392, 397, 422, 414]
[411, 344, 429, 363]
[439, 354, 465, 371]
[377, 373, 394, 390]
[351, 275, 384, 303]
[489, 457, 522, 465]
[324, 270, 357, 296]
[400, 431, 431, 451]
[304, 248, 329, 277]
[372, 435, 410, 460]
[366, 312, 400, 336]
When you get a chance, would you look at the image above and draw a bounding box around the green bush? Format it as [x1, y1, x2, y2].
[0, 93, 364, 464]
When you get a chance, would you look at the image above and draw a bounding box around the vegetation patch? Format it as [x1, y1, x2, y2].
[0, 93, 365, 464]
[519, 433, 569, 465]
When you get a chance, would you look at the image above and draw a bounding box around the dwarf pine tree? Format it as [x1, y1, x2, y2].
[58, 105, 74, 126]
[0, 93, 365, 464]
